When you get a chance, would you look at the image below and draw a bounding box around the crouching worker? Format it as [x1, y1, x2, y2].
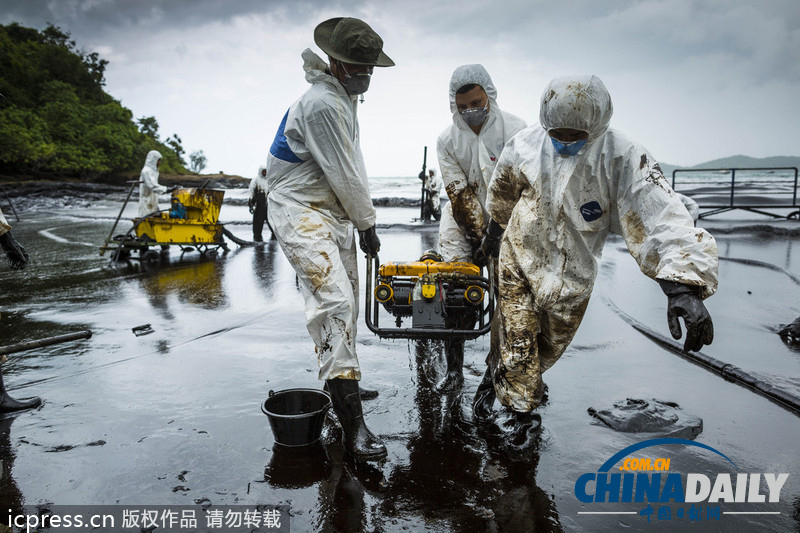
[481, 75, 719, 451]
[264, 17, 394, 461]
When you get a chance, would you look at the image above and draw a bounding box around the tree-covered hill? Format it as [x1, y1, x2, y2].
[0, 22, 188, 180]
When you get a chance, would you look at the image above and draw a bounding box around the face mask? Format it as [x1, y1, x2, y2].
[460, 104, 488, 127]
[550, 137, 587, 157]
[339, 63, 371, 95]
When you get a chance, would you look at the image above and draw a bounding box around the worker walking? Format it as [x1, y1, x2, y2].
[264, 17, 394, 461]
[249, 165, 271, 241]
[481, 75, 718, 451]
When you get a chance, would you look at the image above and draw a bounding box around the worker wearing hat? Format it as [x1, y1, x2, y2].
[264, 18, 393, 461]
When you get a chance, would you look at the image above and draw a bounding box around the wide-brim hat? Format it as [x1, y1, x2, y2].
[314, 17, 395, 67]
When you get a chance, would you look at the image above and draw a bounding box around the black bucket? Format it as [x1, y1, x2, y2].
[261, 388, 332, 447]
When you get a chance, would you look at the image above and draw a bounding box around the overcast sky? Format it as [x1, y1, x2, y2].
[2, 0, 799, 178]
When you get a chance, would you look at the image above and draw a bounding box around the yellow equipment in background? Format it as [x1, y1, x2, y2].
[135, 188, 225, 245]
[100, 184, 231, 264]
[365, 252, 494, 340]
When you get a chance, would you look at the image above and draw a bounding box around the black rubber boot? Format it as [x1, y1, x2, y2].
[0, 368, 41, 413]
[326, 378, 387, 462]
[324, 381, 378, 401]
[435, 339, 464, 392]
[506, 410, 542, 453]
[472, 366, 496, 422]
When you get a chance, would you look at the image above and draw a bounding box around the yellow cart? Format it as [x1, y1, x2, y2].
[100, 183, 232, 264]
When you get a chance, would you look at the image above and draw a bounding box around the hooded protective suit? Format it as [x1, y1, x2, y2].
[138, 150, 166, 217]
[437, 64, 527, 262]
[266, 49, 376, 381]
[249, 165, 269, 199]
[0, 207, 10, 237]
[420, 169, 442, 220]
[486, 75, 719, 412]
[249, 165, 270, 240]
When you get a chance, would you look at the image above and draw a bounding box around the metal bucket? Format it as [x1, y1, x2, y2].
[261, 388, 332, 447]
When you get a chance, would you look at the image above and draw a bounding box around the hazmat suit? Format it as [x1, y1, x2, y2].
[419, 169, 442, 221]
[437, 64, 527, 262]
[138, 150, 166, 217]
[434, 64, 527, 396]
[249, 165, 270, 241]
[485, 75, 719, 414]
[0, 207, 29, 270]
[266, 48, 377, 382]
[266, 15, 394, 463]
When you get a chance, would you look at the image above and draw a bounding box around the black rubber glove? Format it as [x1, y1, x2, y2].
[0, 231, 30, 270]
[358, 226, 381, 256]
[475, 219, 503, 267]
[248, 197, 255, 214]
[658, 279, 713, 352]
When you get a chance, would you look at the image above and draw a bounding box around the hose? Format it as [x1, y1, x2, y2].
[603, 296, 800, 416]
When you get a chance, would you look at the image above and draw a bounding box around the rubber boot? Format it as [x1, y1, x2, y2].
[434, 339, 464, 392]
[326, 378, 387, 462]
[472, 366, 496, 422]
[506, 410, 542, 453]
[0, 367, 41, 413]
[324, 381, 378, 401]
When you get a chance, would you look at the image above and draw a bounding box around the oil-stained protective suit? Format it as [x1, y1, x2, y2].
[138, 150, 166, 217]
[487, 75, 719, 412]
[424, 169, 442, 217]
[266, 49, 376, 381]
[437, 64, 527, 262]
[0, 207, 10, 237]
[249, 165, 270, 240]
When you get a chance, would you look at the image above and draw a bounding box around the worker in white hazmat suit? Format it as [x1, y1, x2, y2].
[265, 17, 394, 462]
[0, 207, 28, 270]
[248, 165, 271, 241]
[138, 150, 166, 218]
[0, 206, 40, 411]
[435, 64, 527, 395]
[480, 75, 718, 450]
[418, 169, 442, 222]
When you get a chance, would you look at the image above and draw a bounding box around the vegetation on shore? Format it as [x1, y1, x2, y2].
[0, 22, 199, 181]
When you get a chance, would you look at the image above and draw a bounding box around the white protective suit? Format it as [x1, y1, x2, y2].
[424, 170, 442, 213]
[0, 207, 10, 237]
[437, 64, 527, 261]
[266, 49, 376, 381]
[138, 150, 166, 217]
[249, 165, 269, 200]
[486, 75, 719, 412]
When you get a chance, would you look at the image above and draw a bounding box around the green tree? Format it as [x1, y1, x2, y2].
[0, 22, 188, 178]
[189, 150, 207, 174]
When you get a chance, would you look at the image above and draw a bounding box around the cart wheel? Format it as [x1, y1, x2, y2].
[142, 250, 160, 265]
[112, 248, 130, 261]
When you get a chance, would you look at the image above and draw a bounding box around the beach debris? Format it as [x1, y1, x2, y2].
[778, 317, 800, 349]
[132, 324, 154, 337]
[588, 398, 703, 440]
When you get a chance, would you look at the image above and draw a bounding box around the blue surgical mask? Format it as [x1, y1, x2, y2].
[550, 137, 587, 157]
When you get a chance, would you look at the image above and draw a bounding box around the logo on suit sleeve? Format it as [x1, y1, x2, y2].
[580, 201, 603, 222]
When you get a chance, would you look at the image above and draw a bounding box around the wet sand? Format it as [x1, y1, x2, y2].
[0, 191, 798, 532]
